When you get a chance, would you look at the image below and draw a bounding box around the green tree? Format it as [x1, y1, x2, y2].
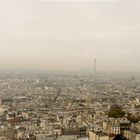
[108, 104, 125, 118]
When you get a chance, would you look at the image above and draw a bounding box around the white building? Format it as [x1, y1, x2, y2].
[111, 126, 120, 135]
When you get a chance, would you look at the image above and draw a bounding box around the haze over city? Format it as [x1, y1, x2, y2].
[1, 1, 140, 140]
[0, 0, 140, 72]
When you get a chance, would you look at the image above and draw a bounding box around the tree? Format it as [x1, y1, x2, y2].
[108, 104, 125, 118]
[113, 134, 127, 140]
[127, 114, 140, 123]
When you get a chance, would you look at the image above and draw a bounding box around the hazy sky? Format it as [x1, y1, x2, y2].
[0, 0, 140, 72]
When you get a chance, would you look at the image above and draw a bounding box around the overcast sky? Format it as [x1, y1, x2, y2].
[0, 0, 140, 72]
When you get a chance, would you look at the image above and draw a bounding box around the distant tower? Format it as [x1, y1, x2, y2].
[94, 58, 97, 73]
[93, 59, 97, 81]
